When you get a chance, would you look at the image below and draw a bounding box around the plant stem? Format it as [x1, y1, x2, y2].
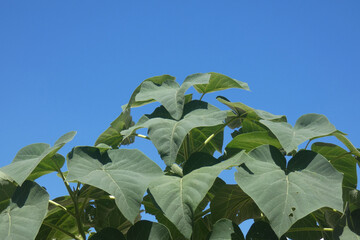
[49, 200, 76, 218]
[56, 166, 86, 240]
[42, 221, 80, 240]
[199, 93, 205, 101]
[287, 227, 333, 232]
[304, 140, 311, 150]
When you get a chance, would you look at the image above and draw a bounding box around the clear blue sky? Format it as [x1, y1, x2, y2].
[1, 0, 359, 235]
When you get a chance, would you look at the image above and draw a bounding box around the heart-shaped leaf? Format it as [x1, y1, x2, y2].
[66, 147, 163, 223]
[126, 220, 171, 240]
[209, 218, 244, 240]
[135, 73, 211, 120]
[235, 145, 343, 238]
[260, 114, 336, 153]
[1, 131, 76, 185]
[194, 72, 249, 94]
[148, 152, 245, 239]
[0, 181, 49, 240]
[122, 100, 227, 166]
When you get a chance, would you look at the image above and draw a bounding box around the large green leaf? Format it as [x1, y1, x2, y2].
[210, 184, 261, 225]
[193, 72, 249, 94]
[135, 73, 211, 120]
[126, 220, 172, 240]
[148, 152, 245, 239]
[0, 181, 49, 240]
[66, 147, 163, 223]
[122, 100, 227, 166]
[1, 131, 76, 185]
[260, 114, 336, 153]
[225, 131, 281, 156]
[209, 218, 244, 240]
[235, 145, 343, 238]
[285, 213, 322, 240]
[311, 142, 357, 190]
[339, 226, 360, 240]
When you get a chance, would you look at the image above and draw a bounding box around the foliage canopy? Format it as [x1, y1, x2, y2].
[1, 72, 359, 239]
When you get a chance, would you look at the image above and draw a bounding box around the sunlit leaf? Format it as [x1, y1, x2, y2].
[66, 147, 163, 223]
[1, 131, 76, 185]
[260, 114, 336, 153]
[0, 181, 49, 240]
[148, 152, 245, 238]
[122, 100, 227, 166]
[194, 72, 249, 94]
[235, 145, 343, 237]
[135, 73, 210, 120]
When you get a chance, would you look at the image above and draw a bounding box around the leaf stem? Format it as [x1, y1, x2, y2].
[287, 227, 333, 232]
[42, 221, 80, 240]
[49, 200, 76, 218]
[304, 140, 311, 150]
[199, 93, 205, 101]
[135, 133, 151, 140]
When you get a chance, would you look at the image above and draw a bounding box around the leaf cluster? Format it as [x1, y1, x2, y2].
[1, 72, 359, 240]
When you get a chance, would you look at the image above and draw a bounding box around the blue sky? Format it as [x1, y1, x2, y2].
[1, 0, 359, 236]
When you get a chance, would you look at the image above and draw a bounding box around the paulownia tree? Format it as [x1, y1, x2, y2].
[0, 72, 359, 240]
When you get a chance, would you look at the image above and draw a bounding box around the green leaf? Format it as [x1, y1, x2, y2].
[260, 114, 336, 153]
[27, 154, 65, 181]
[246, 221, 287, 240]
[332, 131, 360, 158]
[0, 173, 16, 213]
[209, 218, 245, 240]
[89, 227, 126, 240]
[225, 131, 281, 156]
[1, 131, 76, 185]
[339, 226, 360, 240]
[143, 194, 186, 240]
[95, 108, 134, 148]
[217, 96, 286, 121]
[66, 147, 163, 223]
[122, 100, 227, 166]
[210, 184, 261, 225]
[126, 220, 172, 240]
[148, 152, 245, 239]
[285, 213, 322, 240]
[136, 73, 210, 120]
[194, 72, 250, 94]
[36, 196, 79, 240]
[311, 142, 357, 190]
[0, 181, 49, 240]
[96, 75, 175, 148]
[235, 145, 343, 238]
[183, 152, 220, 175]
[92, 199, 137, 233]
[176, 125, 224, 165]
